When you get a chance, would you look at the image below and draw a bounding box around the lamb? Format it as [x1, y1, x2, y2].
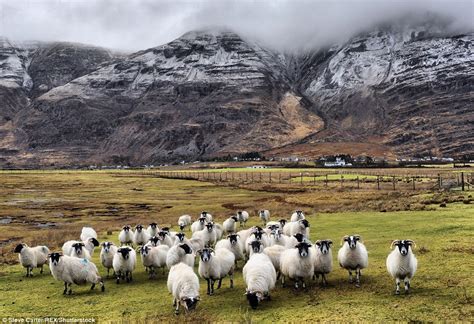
[113, 246, 137, 284]
[100, 242, 118, 278]
[133, 224, 150, 246]
[237, 210, 249, 228]
[147, 223, 159, 237]
[337, 235, 368, 288]
[259, 210, 270, 226]
[215, 234, 245, 264]
[62, 237, 99, 257]
[197, 247, 235, 295]
[49, 252, 104, 295]
[178, 215, 192, 231]
[192, 222, 218, 247]
[167, 263, 200, 314]
[280, 242, 314, 289]
[191, 217, 207, 233]
[263, 244, 286, 280]
[223, 216, 238, 234]
[80, 227, 97, 242]
[386, 240, 418, 295]
[200, 211, 213, 222]
[283, 219, 310, 238]
[166, 243, 195, 269]
[14, 243, 49, 277]
[119, 225, 133, 246]
[243, 252, 276, 309]
[313, 240, 333, 286]
[140, 244, 170, 278]
[290, 210, 305, 222]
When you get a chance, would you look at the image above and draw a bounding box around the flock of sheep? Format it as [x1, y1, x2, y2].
[13, 210, 418, 314]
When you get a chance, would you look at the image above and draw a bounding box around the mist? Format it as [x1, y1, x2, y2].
[0, 0, 472, 52]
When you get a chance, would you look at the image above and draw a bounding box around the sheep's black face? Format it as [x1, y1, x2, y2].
[14, 244, 24, 253]
[176, 233, 185, 242]
[118, 248, 131, 259]
[296, 242, 312, 258]
[49, 252, 62, 266]
[316, 240, 332, 255]
[182, 297, 199, 311]
[89, 238, 100, 247]
[179, 244, 192, 255]
[140, 245, 149, 256]
[161, 227, 170, 233]
[301, 219, 309, 228]
[228, 234, 238, 245]
[345, 236, 360, 250]
[179, 224, 185, 231]
[200, 248, 212, 262]
[102, 242, 113, 253]
[199, 217, 206, 224]
[296, 210, 304, 217]
[206, 222, 214, 232]
[279, 219, 287, 227]
[249, 240, 262, 254]
[293, 233, 305, 243]
[231, 216, 238, 222]
[396, 240, 412, 256]
[253, 231, 263, 240]
[72, 243, 85, 255]
[149, 223, 157, 229]
[246, 292, 260, 309]
[158, 231, 168, 239]
[149, 236, 160, 246]
[201, 211, 208, 216]
[135, 225, 143, 232]
[122, 225, 130, 232]
[259, 210, 265, 217]
[268, 224, 278, 232]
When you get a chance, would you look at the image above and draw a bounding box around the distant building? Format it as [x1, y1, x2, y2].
[247, 165, 267, 169]
[324, 157, 352, 167]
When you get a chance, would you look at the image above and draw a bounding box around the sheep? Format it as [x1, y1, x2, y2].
[245, 229, 270, 256]
[290, 210, 305, 222]
[200, 211, 213, 222]
[100, 242, 118, 278]
[313, 240, 333, 286]
[157, 230, 174, 248]
[178, 215, 192, 232]
[133, 224, 150, 246]
[237, 226, 258, 244]
[269, 228, 289, 247]
[197, 247, 235, 295]
[173, 232, 191, 246]
[14, 243, 49, 277]
[113, 246, 137, 284]
[191, 217, 207, 233]
[237, 210, 249, 228]
[243, 252, 276, 309]
[167, 263, 200, 314]
[49, 252, 104, 295]
[247, 240, 264, 257]
[147, 222, 159, 237]
[68, 242, 92, 260]
[189, 237, 205, 254]
[223, 216, 238, 234]
[263, 244, 286, 280]
[119, 225, 133, 246]
[283, 219, 310, 238]
[259, 210, 270, 226]
[148, 236, 161, 247]
[192, 222, 218, 247]
[80, 227, 97, 242]
[280, 242, 314, 289]
[386, 240, 418, 295]
[286, 233, 310, 249]
[140, 244, 170, 278]
[166, 243, 195, 269]
[214, 222, 224, 240]
[62, 237, 99, 257]
[215, 234, 245, 265]
[337, 235, 368, 288]
[265, 221, 280, 230]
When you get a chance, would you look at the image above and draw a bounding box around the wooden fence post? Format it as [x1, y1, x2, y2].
[392, 176, 396, 190]
[377, 176, 380, 190]
[325, 174, 328, 188]
[269, 172, 272, 183]
[300, 173, 303, 185]
[412, 177, 416, 190]
[461, 172, 465, 191]
[357, 176, 360, 189]
[340, 175, 343, 188]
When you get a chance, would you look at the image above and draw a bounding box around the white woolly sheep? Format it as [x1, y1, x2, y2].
[157, 230, 174, 248]
[280, 242, 314, 289]
[247, 240, 264, 257]
[80, 227, 97, 242]
[100, 242, 118, 278]
[197, 247, 235, 295]
[200, 211, 213, 222]
[166, 243, 195, 269]
[192, 222, 218, 247]
[178, 215, 192, 232]
[223, 216, 239, 234]
[244, 229, 270, 256]
[191, 217, 207, 233]
[189, 237, 205, 253]
[63, 236, 99, 257]
[133, 224, 150, 246]
[283, 219, 310, 238]
[147, 223, 159, 237]
[337, 235, 368, 287]
[237, 211, 249, 228]
[119, 225, 133, 246]
[386, 239, 418, 295]
[269, 228, 289, 247]
[214, 223, 224, 240]
[243, 252, 276, 309]
[263, 244, 286, 280]
[312, 239, 333, 286]
[14, 243, 49, 277]
[259, 210, 270, 226]
[113, 246, 137, 284]
[173, 232, 191, 246]
[215, 234, 245, 265]
[62, 241, 92, 260]
[167, 262, 200, 314]
[49, 252, 104, 295]
[290, 210, 305, 222]
[140, 244, 170, 278]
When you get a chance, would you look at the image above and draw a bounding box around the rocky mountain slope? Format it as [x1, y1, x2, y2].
[0, 25, 472, 167]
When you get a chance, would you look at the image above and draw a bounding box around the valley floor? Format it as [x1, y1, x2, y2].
[0, 171, 472, 322]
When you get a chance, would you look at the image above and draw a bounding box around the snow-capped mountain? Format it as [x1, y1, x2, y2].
[0, 24, 472, 167]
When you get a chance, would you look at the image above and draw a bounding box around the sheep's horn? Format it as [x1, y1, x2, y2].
[390, 240, 400, 249]
[406, 240, 416, 248]
[341, 235, 349, 246]
[327, 240, 333, 245]
[196, 249, 202, 255]
[315, 240, 322, 245]
[354, 234, 363, 243]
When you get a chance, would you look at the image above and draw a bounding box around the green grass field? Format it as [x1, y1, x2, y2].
[0, 172, 473, 322]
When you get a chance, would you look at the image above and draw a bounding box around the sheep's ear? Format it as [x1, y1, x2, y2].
[195, 296, 200, 301]
[91, 238, 100, 247]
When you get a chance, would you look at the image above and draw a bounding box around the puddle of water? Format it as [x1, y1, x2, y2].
[0, 217, 12, 224]
[36, 222, 57, 228]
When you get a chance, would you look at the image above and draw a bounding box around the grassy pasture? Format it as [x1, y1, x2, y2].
[0, 172, 473, 322]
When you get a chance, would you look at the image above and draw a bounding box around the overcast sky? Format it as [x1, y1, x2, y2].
[0, 0, 472, 52]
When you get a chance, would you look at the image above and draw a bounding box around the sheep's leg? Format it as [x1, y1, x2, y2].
[302, 279, 306, 289]
[210, 279, 215, 295]
[116, 271, 120, 284]
[230, 273, 234, 288]
[217, 278, 223, 289]
[404, 278, 410, 294]
[348, 270, 353, 283]
[276, 271, 281, 281]
[106, 268, 110, 278]
[281, 275, 285, 287]
[100, 279, 105, 292]
[174, 299, 180, 315]
[295, 279, 299, 289]
[67, 283, 73, 295]
[40, 265, 44, 274]
[206, 279, 211, 295]
[129, 271, 133, 282]
[355, 269, 361, 288]
[63, 282, 68, 295]
[90, 283, 95, 290]
[395, 278, 400, 295]
[322, 274, 328, 287]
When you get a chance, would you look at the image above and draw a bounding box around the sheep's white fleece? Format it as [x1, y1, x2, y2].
[198, 248, 235, 280]
[386, 247, 417, 280]
[280, 247, 314, 280]
[18, 245, 49, 269]
[215, 237, 244, 261]
[243, 253, 276, 293]
[337, 242, 368, 270]
[50, 255, 102, 285]
[167, 263, 200, 300]
[166, 245, 195, 269]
